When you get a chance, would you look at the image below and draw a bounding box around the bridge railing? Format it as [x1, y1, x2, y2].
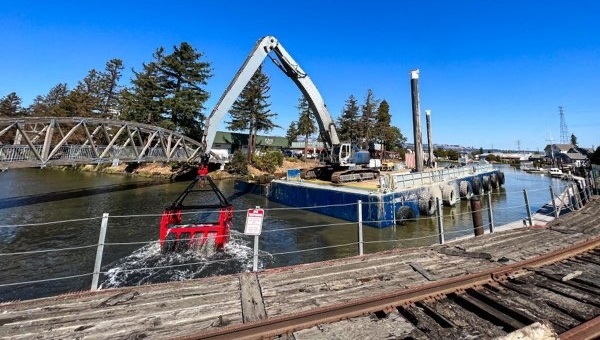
[0, 144, 198, 166]
[0, 177, 593, 300]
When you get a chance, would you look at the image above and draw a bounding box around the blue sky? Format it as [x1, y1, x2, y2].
[1, 1, 599, 151]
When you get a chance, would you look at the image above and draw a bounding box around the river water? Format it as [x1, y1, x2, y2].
[0, 164, 568, 301]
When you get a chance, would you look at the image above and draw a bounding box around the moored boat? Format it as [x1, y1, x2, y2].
[548, 167, 563, 178]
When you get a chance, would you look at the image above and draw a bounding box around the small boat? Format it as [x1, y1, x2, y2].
[548, 168, 563, 178]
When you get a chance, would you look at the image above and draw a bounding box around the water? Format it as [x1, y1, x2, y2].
[0, 164, 568, 301]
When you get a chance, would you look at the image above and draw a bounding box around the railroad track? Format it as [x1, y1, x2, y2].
[181, 237, 600, 340]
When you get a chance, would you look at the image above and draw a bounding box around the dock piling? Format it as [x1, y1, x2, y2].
[436, 197, 444, 244]
[470, 197, 484, 236]
[523, 189, 533, 226]
[550, 186, 558, 218]
[91, 213, 109, 291]
[487, 191, 495, 233]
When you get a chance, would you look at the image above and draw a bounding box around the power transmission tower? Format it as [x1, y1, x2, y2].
[559, 106, 569, 144]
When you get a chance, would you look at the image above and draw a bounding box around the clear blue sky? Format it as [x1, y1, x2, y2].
[1, 1, 599, 151]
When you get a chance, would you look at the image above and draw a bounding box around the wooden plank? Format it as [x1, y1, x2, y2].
[409, 262, 437, 281]
[239, 272, 267, 323]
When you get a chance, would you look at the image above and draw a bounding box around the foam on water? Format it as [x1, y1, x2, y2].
[100, 230, 273, 289]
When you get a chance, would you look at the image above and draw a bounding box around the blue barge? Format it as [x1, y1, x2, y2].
[236, 164, 503, 228]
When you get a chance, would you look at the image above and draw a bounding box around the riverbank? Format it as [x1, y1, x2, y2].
[50, 158, 319, 181]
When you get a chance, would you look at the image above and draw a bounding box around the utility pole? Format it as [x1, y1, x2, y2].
[410, 69, 424, 172]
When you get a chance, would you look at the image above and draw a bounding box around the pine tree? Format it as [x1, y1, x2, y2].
[28, 83, 69, 117]
[227, 66, 279, 162]
[373, 99, 392, 159]
[99, 59, 124, 118]
[337, 95, 360, 143]
[121, 62, 166, 126]
[371, 100, 406, 159]
[0, 92, 23, 117]
[155, 42, 212, 138]
[296, 96, 317, 160]
[285, 121, 299, 147]
[360, 89, 379, 149]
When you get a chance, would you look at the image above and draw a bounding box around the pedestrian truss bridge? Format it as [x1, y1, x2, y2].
[0, 117, 222, 169]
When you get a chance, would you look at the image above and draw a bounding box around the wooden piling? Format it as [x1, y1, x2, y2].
[470, 197, 484, 236]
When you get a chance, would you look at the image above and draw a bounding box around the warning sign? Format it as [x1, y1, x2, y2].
[244, 208, 265, 236]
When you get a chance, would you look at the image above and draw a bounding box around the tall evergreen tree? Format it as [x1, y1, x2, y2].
[227, 66, 279, 162]
[373, 99, 393, 159]
[296, 96, 317, 160]
[389, 126, 406, 150]
[360, 89, 379, 149]
[155, 42, 212, 137]
[0, 92, 23, 117]
[28, 83, 69, 117]
[121, 62, 166, 125]
[337, 95, 360, 143]
[99, 59, 124, 118]
[570, 133, 578, 147]
[285, 121, 299, 147]
[54, 68, 106, 117]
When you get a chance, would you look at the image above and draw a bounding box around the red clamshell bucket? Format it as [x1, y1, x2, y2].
[159, 171, 233, 253]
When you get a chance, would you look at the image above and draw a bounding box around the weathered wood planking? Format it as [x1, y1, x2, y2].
[0, 196, 598, 339]
[0, 274, 243, 339]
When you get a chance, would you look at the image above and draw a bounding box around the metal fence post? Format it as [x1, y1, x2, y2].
[523, 189, 533, 227]
[549, 186, 558, 218]
[91, 213, 109, 291]
[487, 191, 495, 233]
[436, 197, 444, 244]
[252, 235, 259, 272]
[357, 200, 364, 256]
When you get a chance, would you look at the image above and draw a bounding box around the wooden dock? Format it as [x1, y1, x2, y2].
[2, 197, 599, 339]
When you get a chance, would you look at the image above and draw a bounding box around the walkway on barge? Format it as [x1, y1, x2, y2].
[1, 196, 600, 339]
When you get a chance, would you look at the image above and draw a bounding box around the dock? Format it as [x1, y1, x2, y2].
[1, 197, 599, 339]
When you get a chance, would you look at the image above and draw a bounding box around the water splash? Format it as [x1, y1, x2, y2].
[100, 231, 273, 289]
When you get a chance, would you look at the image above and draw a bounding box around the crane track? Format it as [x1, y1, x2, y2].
[179, 236, 600, 339]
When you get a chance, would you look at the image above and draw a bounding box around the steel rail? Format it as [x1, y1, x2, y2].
[179, 236, 600, 340]
[560, 315, 600, 340]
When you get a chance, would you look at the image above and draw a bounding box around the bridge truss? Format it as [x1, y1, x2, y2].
[0, 117, 213, 169]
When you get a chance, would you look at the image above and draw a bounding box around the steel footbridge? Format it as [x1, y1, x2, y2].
[0, 117, 224, 170]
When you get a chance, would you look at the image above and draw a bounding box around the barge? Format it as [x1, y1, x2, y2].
[236, 164, 504, 228]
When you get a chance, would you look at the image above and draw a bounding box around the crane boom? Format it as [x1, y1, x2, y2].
[201, 36, 340, 161]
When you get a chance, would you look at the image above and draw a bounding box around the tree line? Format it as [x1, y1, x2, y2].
[1, 41, 408, 162]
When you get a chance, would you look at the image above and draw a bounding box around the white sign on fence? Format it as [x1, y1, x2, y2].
[244, 207, 264, 236]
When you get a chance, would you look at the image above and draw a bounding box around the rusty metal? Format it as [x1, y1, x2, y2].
[560, 315, 600, 340]
[180, 236, 600, 340]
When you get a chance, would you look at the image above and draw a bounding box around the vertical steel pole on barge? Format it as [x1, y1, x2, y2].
[425, 110, 434, 168]
[410, 69, 424, 172]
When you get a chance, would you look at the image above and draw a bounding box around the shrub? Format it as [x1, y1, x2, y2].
[226, 150, 249, 175]
[252, 151, 284, 173]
